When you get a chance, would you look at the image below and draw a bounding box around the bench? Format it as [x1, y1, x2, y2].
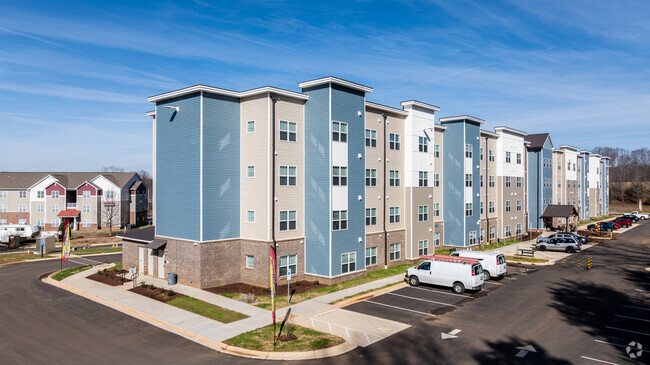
[516, 248, 536, 258]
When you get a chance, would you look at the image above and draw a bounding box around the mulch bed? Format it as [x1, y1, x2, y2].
[206, 280, 328, 296]
[87, 269, 130, 286]
[129, 284, 185, 303]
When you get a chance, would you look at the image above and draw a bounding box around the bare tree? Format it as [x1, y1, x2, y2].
[102, 200, 120, 235]
[101, 165, 125, 172]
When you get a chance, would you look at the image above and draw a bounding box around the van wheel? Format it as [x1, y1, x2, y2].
[566, 247, 575, 253]
[452, 282, 465, 294]
[483, 271, 491, 281]
[409, 276, 419, 287]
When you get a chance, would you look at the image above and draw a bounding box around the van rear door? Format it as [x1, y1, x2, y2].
[471, 264, 484, 290]
[496, 254, 507, 276]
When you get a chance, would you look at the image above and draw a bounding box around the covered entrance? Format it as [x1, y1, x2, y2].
[138, 239, 166, 279]
[541, 205, 579, 232]
[57, 209, 81, 231]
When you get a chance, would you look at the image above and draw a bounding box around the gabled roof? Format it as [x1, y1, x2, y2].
[0, 172, 139, 190]
[541, 205, 578, 218]
[57, 209, 81, 218]
[524, 133, 551, 149]
[0, 172, 51, 189]
[129, 180, 144, 191]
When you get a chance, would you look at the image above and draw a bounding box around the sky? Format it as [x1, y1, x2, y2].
[1, 0, 649, 173]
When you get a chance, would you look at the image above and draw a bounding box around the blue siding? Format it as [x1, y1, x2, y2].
[156, 94, 201, 241]
[202, 93, 240, 241]
[443, 121, 465, 246]
[303, 85, 331, 276]
[466, 122, 481, 245]
[330, 84, 366, 275]
[527, 150, 540, 229]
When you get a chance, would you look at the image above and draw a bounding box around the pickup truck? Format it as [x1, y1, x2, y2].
[628, 211, 649, 220]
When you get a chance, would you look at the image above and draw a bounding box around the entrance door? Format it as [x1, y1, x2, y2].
[157, 249, 165, 279]
[138, 246, 145, 274]
[147, 249, 154, 275]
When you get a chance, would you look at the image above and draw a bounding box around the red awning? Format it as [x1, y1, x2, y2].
[57, 209, 81, 217]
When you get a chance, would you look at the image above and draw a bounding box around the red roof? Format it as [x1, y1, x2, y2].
[57, 209, 81, 217]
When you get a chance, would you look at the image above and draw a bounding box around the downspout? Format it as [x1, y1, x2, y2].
[382, 113, 388, 269]
[271, 96, 278, 265]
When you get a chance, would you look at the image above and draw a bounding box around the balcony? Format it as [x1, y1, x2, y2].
[67, 203, 77, 209]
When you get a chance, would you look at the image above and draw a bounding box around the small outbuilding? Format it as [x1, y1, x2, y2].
[541, 205, 579, 232]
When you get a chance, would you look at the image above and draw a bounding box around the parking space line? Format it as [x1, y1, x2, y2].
[365, 300, 436, 317]
[580, 356, 620, 365]
[484, 281, 503, 286]
[406, 286, 471, 298]
[385, 292, 457, 307]
[605, 326, 650, 336]
[622, 305, 650, 311]
[615, 314, 650, 322]
[594, 339, 650, 353]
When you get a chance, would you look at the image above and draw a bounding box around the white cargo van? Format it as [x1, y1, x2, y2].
[405, 255, 485, 294]
[0, 224, 41, 243]
[450, 250, 506, 280]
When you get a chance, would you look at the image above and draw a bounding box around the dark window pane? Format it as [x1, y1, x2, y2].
[289, 133, 296, 142]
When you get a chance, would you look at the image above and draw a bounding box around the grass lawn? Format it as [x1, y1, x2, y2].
[73, 246, 122, 256]
[224, 323, 344, 352]
[505, 255, 547, 263]
[52, 265, 92, 281]
[167, 296, 249, 323]
[0, 252, 55, 265]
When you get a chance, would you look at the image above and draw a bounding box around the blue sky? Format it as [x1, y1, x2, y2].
[1, 0, 649, 172]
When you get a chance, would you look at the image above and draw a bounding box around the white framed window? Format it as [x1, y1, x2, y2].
[465, 144, 473, 158]
[434, 232, 440, 246]
[19, 190, 27, 199]
[389, 133, 400, 150]
[434, 144, 440, 158]
[419, 171, 428, 187]
[489, 201, 495, 213]
[0, 219, 6, 225]
[82, 219, 90, 228]
[489, 227, 495, 239]
[366, 247, 377, 266]
[389, 206, 401, 223]
[0, 191, 6, 199]
[18, 219, 26, 225]
[247, 120, 255, 133]
[279, 254, 297, 277]
[505, 225, 512, 237]
[365, 169, 377, 186]
[505, 176, 511, 188]
[389, 243, 401, 261]
[465, 203, 473, 217]
[51, 205, 60, 213]
[418, 136, 428, 153]
[365, 129, 377, 147]
[246, 255, 254, 268]
[52, 191, 60, 199]
[279, 166, 297, 186]
[469, 231, 477, 245]
[37, 191, 44, 199]
[516, 177, 522, 188]
[333, 166, 348, 186]
[0, 204, 6, 212]
[246, 210, 255, 223]
[465, 173, 473, 187]
[434, 173, 440, 187]
[51, 218, 60, 227]
[82, 191, 91, 199]
[516, 224, 522, 235]
[389, 170, 400, 187]
[480, 175, 483, 188]
[279, 210, 296, 231]
[37, 204, 45, 213]
[418, 205, 428, 222]
[332, 121, 347, 142]
[488, 149, 495, 162]
[480, 201, 484, 214]
[480, 148, 484, 160]
[341, 252, 356, 274]
[517, 153, 522, 164]
[19, 204, 27, 212]
[333, 210, 348, 230]
[418, 240, 429, 256]
[365, 208, 377, 226]
[106, 190, 115, 200]
[489, 176, 495, 188]
[280, 120, 297, 142]
[247, 166, 255, 178]
[434, 203, 440, 217]
[505, 151, 511, 163]
[516, 200, 522, 211]
[505, 200, 511, 212]
[480, 229, 485, 243]
[37, 218, 44, 226]
[82, 204, 91, 213]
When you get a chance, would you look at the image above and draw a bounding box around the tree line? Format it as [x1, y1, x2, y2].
[592, 147, 650, 203]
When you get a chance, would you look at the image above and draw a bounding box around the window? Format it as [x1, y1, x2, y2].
[246, 255, 254, 268]
[37, 204, 45, 213]
[480, 175, 483, 188]
[558, 182, 561, 188]
[19, 204, 26, 212]
[365, 208, 377, 226]
[505, 151, 511, 163]
[489, 176, 495, 188]
[280, 120, 297, 142]
[19, 191, 27, 199]
[516, 200, 522, 211]
[247, 120, 255, 133]
[81, 190, 90, 198]
[106, 191, 114, 200]
[573, 163, 576, 171]
[333, 210, 348, 230]
[341, 252, 356, 274]
[558, 162, 561, 170]
[0, 191, 6, 199]
[247, 166, 255, 178]
[516, 224, 522, 235]
[469, 231, 477, 245]
[418, 240, 429, 256]
[488, 149, 495, 162]
[365, 169, 377, 187]
[365, 129, 377, 147]
[465, 203, 473, 217]
[567, 162, 571, 171]
[434, 203, 440, 217]
[480, 148, 484, 160]
[505, 225, 512, 237]
[489, 201, 495, 213]
[37, 191, 44, 199]
[246, 210, 255, 223]
[418, 205, 428, 222]
[51, 205, 60, 213]
[434, 232, 441, 246]
[517, 153, 522, 164]
[489, 227, 495, 239]
[480, 229, 485, 243]
[516, 177, 522, 188]
[0, 219, 6, 225]
[82, 219, 90, 228]
[465, 173, 473, 187]
[366, 247, 377, 266]
[480, 202, 484, 214]
[505, 200, 511, 212]
[279, 254, 297, 277]
[51, 219, 59, 227]
[434, 173, 440, 187]
[505, 176, 511, 188]
[333, 166, 348, 186]
[52, 191, 60, 199]
[0, 204, 6, 212]
[37, 218, 44, 226]
[389, 133, 400, 150]
[389, 243, 401, 260]
[279, 210, 297, 231]
[83, 205, 91, 213]
[18, 219, 26, 225]
[465, 144, 473, 158]
[434, 144, 440, 158]
[332, 121, 348, 142]
[419, 171, 428, 187]
[418, 136, 428, 152]
[279, 166, 297, 186]
[389, 206, 401, 223]
[389, 170, 400, 187]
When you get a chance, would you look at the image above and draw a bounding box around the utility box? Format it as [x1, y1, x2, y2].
[35, 235, 56, 255]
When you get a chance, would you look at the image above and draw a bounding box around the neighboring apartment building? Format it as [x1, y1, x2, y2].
[525, 133, 554, 230]
[124, 76, 610, 289]
[0, 172, 147, 230]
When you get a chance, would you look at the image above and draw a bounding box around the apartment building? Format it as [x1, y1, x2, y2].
[127, 76, 611, 289]
[0, 172, 147, 230]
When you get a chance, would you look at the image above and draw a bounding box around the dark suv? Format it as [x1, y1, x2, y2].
[587, 221, 618, 232]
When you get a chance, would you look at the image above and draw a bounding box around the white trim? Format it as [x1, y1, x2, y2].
[365, 101, 409, 116]
[493, 126, 528, 137]
[153, 108, 157, 227]
[480, 129, 499, 138]
[200, 91, 204, 241]
[145, 110, 155, 117]
[440, 115, 485, 124]
[148, 84, 308, 103]
[400, 100, 440, 112]
[267, 93, 271, 242]
[298, 76, 373, 93]
[463, 122, 466, 246]
[115, 236, 151, 243]
[329, 83, 332, 277]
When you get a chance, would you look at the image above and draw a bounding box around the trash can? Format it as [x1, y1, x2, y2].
[167, 272, 177, 285]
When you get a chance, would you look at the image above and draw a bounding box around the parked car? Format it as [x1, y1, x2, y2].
[588, 221, 618, 232]
[610, 221, 622, 230]
[621, 214, 639, 223]
[405, 255, 484, 294]
[611, 218, 632, 228]
[547, 232, 589, 245]
[628, 211, 649, 220]
[450, 250, 507, 281]
[534, 237, 581, 253]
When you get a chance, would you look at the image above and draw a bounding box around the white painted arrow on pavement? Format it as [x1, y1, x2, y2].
[441, 329, 462, 339]
[515, 345, 537, 358]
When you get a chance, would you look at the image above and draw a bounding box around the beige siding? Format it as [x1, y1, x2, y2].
[364, 108, 384, 235]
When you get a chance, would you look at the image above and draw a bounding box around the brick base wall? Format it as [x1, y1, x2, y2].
[0, 212, 29, 224]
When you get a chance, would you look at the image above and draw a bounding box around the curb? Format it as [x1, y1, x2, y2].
[43, 272, 356, 361]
